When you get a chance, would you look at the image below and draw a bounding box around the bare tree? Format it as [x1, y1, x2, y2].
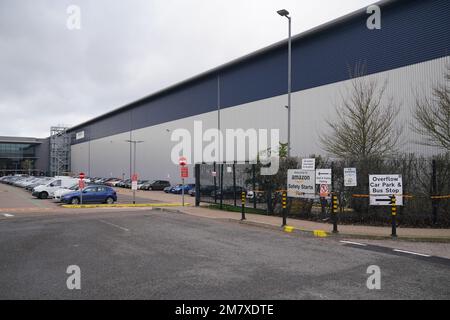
[320, 67, 402, 159]
[413, 66, 450, 151]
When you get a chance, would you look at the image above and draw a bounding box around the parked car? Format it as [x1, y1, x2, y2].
[212, 186, 246, 199]
[61, 185, 117, 205]
[105, 178, 122, 187]
[32, 177, 79, 199]
[170, 184, 195, 194]
[53, 184, 79, 202]
[163, 185, 173, 193]
[142, 180, 171, 191]
[26, 177, 53, 191]
[15, 177, 37, 188]
[116, 179, 130, 188]
[137, 180, 150, 189]
[188, 185, 217, 197]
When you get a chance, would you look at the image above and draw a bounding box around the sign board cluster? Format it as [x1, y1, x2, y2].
[344, 168, 357, 187]
[301, 159, 316, 171]
[287, 170, 316, 199]
[131, 174, 138, 191]
[78, 172, 85, 189]
[289, 159, 333, 199]
[369, 175, 403, 206]
[179, 157, 189, 179]
[287, 159, 403, 207]
[316, 169, 332, 185]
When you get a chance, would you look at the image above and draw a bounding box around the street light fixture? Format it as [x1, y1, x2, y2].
[277, 9, 292, 157]
[277, 9, 289, 17]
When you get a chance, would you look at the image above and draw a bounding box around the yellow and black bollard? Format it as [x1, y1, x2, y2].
[332, 193, 339, 233]
[391, 195, 397, 238]
[241, 191, 246, 221]
[282, 192, 288, 227]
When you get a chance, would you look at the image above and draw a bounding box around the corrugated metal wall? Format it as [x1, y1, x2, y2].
[69, 0, 450, 144]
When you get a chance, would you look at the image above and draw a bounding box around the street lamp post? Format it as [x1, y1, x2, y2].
[277, 9, 292, 157]
[126, 139, 144, 204]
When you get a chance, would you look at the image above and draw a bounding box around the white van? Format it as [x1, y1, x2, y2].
[32, 177, 79, 199]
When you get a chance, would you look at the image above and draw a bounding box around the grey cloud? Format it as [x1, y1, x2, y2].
[0, 0, 374, 138]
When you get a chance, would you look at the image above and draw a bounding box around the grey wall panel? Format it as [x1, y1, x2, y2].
[71, 111, 218, 183]
[35, 138, 50, 174]
[291, 56, 449, 157]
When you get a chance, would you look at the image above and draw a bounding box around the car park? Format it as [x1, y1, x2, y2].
[61, 185, 117, 205]
[32, 177, 79, 199]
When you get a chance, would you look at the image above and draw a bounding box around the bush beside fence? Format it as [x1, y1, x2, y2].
[196, 154, 450, 228]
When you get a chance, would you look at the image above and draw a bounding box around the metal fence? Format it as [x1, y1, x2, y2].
[195, 155, 450, 228]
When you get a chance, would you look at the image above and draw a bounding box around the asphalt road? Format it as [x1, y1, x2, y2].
[0, 208, 449, 300]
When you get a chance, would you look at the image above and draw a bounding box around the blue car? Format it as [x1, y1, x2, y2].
[170, 184, 195, 194]
[62, 185, 117, 205]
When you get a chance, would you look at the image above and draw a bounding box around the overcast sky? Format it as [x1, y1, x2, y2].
[0, 0, 375, 138]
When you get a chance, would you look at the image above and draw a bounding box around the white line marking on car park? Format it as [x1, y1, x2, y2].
[340, 240, 367, 246]
[3, 214, 14, 217]
[98, 219, 130, 232]
[393, 249, 431, 257]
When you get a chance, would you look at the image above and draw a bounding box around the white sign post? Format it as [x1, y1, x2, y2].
[344, 168, 357, 187]
[301, 158, 316, 171]
[287, 170, 316, 199]
[369, 175, 403, 206]
[316, 169, 332, 185]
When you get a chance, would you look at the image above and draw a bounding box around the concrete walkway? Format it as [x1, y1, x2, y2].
[115, 188, 450, 241]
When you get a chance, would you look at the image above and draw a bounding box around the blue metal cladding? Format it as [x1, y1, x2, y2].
[70, 0, 450, 144]
[74, 75, 218, 142]
[130, 75, 217, 131]
[220, 0, 450, 108]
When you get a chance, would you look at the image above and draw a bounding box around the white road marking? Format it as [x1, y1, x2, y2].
[340, 240, 367, 246]
[3, 214, 14, 217]
[98, 219, 130, 232]
[393, 249, 431, 257]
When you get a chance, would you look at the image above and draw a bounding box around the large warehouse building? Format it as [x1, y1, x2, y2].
[63, 0, 448, 182]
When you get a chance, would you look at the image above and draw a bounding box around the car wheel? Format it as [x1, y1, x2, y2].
[148, 187, 152, 191]
[105, 197, 114, 204]
[71, 197, 80, 205]
[40, 191, 48, 199]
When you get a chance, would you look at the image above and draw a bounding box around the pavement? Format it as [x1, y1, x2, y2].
[114, 188, 450, 242]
